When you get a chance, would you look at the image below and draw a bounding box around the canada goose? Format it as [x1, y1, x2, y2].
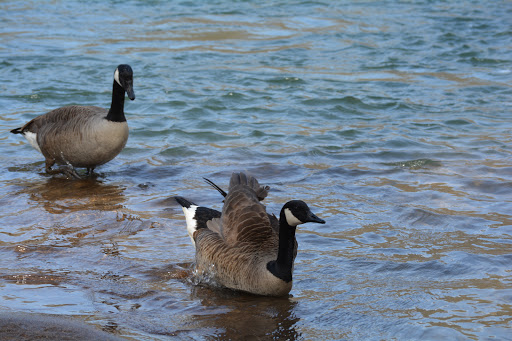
[10, 64, 135, 178]
[175, 172, 325, 296]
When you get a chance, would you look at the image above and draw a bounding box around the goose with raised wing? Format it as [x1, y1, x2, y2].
[175, 172, 325, 296]
[10, 64, 135, 178]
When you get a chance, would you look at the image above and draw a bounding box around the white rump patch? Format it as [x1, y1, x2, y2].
[284, 208, 303, 227]
[114, 68, 121, 86]
[23, 131, 41, 153]
[182, 205, 198, 246]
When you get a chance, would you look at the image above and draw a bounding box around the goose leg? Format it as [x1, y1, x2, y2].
[45, 159, 81, 179]
[86, 167, 95, 176]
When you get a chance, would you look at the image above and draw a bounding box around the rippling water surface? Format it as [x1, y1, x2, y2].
[1, 1, 511, 340]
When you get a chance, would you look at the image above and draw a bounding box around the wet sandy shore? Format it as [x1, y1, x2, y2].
[0, 312, 123, 340]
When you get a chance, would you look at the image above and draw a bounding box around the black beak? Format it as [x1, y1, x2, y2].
[125, 83, 135, 100]
[306, 211, 325, 224]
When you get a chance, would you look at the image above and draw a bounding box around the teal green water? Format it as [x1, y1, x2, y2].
[1, 1, 511, 340]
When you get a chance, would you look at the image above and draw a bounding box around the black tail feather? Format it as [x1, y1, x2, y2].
[203, 177, 227, 198]
[175, 195, 221, 230]
[175, 196, 196, 208]
[10, 127, 23, 134]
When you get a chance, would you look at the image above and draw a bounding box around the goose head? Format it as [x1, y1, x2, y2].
[114, 64, 135, 100]
[282, 200, 326, 227]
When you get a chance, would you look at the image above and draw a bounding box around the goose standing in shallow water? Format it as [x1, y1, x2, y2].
[175, 172, 325, 296]
[10, 64, 135, 178]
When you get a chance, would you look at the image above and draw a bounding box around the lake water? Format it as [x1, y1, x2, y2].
[1, 0, 511, 340]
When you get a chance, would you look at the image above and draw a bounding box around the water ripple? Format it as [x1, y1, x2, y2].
[1, 0, 512, 340]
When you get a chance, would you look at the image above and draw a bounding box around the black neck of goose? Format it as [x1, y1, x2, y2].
[106, 81, 126, 122]
[267, 210, 296, 283]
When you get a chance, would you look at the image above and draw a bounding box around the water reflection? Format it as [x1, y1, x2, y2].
[142, 264, 300, 339]
[0, 271, 65, 286]
[18, 177, 126, 214]
[190, 286, 300, 340]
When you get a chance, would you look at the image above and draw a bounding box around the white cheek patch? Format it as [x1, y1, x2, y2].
[114, 68, 121, 86]
[284, 208, 303, 227]
[23, 131, 42, 153]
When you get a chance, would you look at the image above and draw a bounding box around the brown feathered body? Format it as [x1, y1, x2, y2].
[192, 174, 296, 296]
[17, 105, 128, 168]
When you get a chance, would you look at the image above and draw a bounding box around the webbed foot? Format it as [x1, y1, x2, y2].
[45, 163, 82, 179]
[85, 167, 96, 176]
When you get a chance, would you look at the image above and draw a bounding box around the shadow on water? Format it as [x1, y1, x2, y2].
[0, 176, 133, 250]
[137, 263, 301, 340]
[17, 177, 126, 213]
[190, 287, 301, 340]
